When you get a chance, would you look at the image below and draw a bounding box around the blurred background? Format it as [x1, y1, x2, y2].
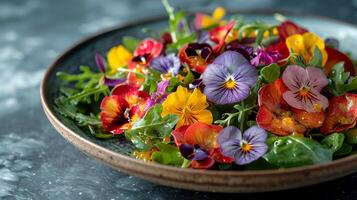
[1, 0, 357, 199]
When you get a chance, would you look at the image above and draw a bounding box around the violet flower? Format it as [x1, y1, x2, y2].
[144, 80, 169, 111]
[250, 46, 281, 66]
[282, 65, 329, 112]
[202, 51, 258, 104]
[225, 40, 254, 61]
[150, 54, 181, 76]
[218, 125, 268, 165]
[95, 53, 125, 87]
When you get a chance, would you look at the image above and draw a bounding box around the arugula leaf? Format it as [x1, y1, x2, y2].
[125, 104, 179, 150]
[260, 63, 280, 83]
[263, 136, 333, 168]
[122, 36, 140, 52]
[55, 97, 101, 126]
[321, 133, 344, 153]
[151, 143, 184, 166]
[309, 47, 323, 67]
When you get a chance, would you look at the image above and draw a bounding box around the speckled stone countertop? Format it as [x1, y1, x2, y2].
[1, 0, 357, 199]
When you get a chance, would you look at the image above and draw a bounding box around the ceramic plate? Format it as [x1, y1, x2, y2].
[41, 11, 357, 193]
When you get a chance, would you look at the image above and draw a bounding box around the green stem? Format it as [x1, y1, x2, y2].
[181, 158, 191, 168]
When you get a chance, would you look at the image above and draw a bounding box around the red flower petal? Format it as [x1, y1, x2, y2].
[100, 95, 130, 134]
[111, 84, 149, 118]
[190, 157, 215, 169]
[324, 47, 355, 76]
[208, 21, 234, 53]
[278, 20, 308, 41]
[184, 122, 222, 150]
[134, 38, 163, 63]
[321, 93, 357, 134]
[172, 125, 189, 146]
[211, 148, 234, 164]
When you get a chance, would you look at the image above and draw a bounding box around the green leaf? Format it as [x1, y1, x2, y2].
[122, 36, 140, 52]
[54, 98, 102, 126]
[125, 105, 179, 150]
[260, 63, 280, 83]
[345, 76, 357, 92]
[263, 136, 333, 168]
[309, 47, 323, 67]
[345, 128, 357, 144]
[151, 143, 184, 166]
[167, 77, 181, 92]
[334, 143, 353, 157]
[328, 62, 350, 96]
[321, 133, 345, 153]
[182, 67, 194, 86]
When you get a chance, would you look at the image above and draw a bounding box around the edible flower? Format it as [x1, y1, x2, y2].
[218, 126, 268, 165]
[162, 86, 212, 128]
[256, 78, 325, 136]
[286, 32, 328, 66]
[282, 65, 329, 112]
[95, 53, 125, 87]
[225, 40, 254, 61]
[150, 53, 181, 76]
[324, 47, 356, 75]
[208, 21, 235, 53]
[133, 38, 163, 64]
[172, 122, 232, 169]
[145, 80, 169, 111]
[321, 93, 357, 134]
[127, 38, 163, 87]
[100, 85, 149, 134]
[194, 7, 226, 30]
[178, 43, 213, 73]
[202, 51, 258, 104]
[251, 46, 282, 66]
[278, 20, 308, 41]
[107, 45, 133, 74]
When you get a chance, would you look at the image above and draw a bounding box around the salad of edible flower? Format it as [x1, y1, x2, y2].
[55, 1, 357, 170]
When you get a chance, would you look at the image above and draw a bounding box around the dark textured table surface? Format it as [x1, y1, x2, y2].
[1, 0, 357, 199]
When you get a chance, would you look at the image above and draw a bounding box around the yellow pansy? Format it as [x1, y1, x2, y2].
[107, 45, 133, 74]
[197, 7, 226, 29]
[162, 86, 213, 128]
[286, 32, 328, 65]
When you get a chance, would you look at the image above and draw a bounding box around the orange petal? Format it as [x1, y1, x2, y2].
[184, 122, 222, 150]
[321, 93, 357, 134]
[190, 158, 215, 169]
[209, 21, 234, 53]
[258, 78, 288, 111]
[292, 108, 325, 128]
[172, 125, 189, 146]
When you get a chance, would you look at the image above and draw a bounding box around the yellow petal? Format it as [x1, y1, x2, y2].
[107, 45, 132, 73]
[186, 88, 208, 111]
[212, 7, 225, 20]
[162, 86, 189, 116]
[302, 32, 325, 50]
[286, 34, 305, 54]
[194, 110, 213, 125]
[201, 15, 216, 29]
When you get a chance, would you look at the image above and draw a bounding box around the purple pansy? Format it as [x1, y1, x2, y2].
[282, 65, 329, 112]
[218, 125, 268, 165]
[250, 46, 281, 66]
[150, 54, 181, 76]
[95, 53, 125, 87]
[202, 51, 258, 104]
[145, 80, 169, 111]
